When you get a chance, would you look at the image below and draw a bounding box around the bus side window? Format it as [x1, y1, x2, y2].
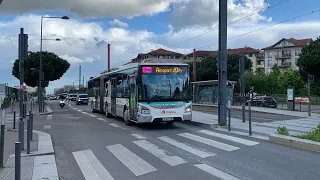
[105, 82, 108, 97]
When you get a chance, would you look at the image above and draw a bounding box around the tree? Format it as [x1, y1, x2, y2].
[270, 64, 281, 77]
[227, 54, 252, 81]
[12, 51, 70, 87]
[278, 70, 305, 96]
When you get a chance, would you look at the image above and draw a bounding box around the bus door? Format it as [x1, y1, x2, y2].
[99, 76, 105, 112]
[129, 75, 137, 121]
[111, 78, 117, 115]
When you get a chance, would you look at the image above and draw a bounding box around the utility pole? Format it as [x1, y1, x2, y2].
[108, 44, 111, 72]
[308, 74, 313, 116]
[79, 65, 81, 92]
[218, 0, 227, 125]
[83, 76, 84, 88]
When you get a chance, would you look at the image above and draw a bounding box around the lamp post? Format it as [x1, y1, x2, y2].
[39, 16, 69, 113]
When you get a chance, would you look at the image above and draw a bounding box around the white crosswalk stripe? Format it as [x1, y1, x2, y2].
[158, 136, 215, 158]
[133, 140, 186, 166]
[96, 117, 108, 122]
[199, 130, 259, 146]
[195, 164, 240, 180]
[73, 149, 115, 180]
[131, 133, 146, 140]
[88, 114, 97, 118]
[106, 144, 157, 176]
[178, 133, 240, 152]
[77, 110, 82, 112]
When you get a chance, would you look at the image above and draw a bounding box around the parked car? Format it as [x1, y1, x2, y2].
[68, 94, 77, 101]
[245, 96, 277, 108]
[76, 94, 88, 105]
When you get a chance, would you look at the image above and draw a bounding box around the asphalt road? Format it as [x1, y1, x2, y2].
[33, 100, 320, 180]
[193, 106, 300, 123]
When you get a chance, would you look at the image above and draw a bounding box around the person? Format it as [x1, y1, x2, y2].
[59, 95, 66, 100]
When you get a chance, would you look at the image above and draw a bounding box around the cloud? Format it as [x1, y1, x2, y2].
[170, 0, 269, 31]
[1, 14, 320, 93]
[0, 0, 173, 18]
[109, 19, 128, 28]
[60, 55, 94, 64]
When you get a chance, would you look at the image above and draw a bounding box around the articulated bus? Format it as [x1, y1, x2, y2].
[88, 63, 192, 126]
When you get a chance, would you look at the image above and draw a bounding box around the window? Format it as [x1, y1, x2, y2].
[280, 68, 283, 72]
[260, 61, 264, 65]
[295, 58, 299, 65]
[105, 82, 109, 97]
[268, 60, 272, 66]
[267, 68, 272, 73]
[295, 49, 301, 56]
[252, 53, 256, 57]
[268, 51, 272, 58]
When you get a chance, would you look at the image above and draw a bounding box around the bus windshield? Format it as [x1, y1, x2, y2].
[140, 65, 191, 102]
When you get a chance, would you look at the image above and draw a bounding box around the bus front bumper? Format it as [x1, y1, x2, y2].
[137, 112, 192, 123]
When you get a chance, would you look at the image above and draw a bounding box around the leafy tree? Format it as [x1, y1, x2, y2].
[227, 54, 252, 81]
[278, 70, 305, 95]
[255, 67, 265, 76]
[297, 37, 320, 95]
[12, 51, 70, 87]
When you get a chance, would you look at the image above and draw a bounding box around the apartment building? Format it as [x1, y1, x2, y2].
[131, 48, 184, 64]
[262, 38, 312, 73]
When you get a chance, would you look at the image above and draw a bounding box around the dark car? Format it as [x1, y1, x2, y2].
[76, 94, 88, 105]
[245, 96, 277, 108]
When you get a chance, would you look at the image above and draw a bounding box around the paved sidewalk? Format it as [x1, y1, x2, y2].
[0, 104, 57, 180]
[189, 110, 320, 139]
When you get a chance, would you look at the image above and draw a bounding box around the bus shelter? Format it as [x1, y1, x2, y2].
[192, 80, 236, 105]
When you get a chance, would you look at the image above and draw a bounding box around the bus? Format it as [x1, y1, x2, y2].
[88, 63, 192, 126]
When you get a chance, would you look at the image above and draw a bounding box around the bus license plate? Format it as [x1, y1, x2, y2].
[163, 117, 174, 121]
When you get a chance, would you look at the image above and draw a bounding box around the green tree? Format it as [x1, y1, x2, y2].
[227, 54, 252, 81]
[270, 64, 281, 77]
[12, 51, 70, 87]
[278, 70, 305, 95]
[297, 37, 320, 95]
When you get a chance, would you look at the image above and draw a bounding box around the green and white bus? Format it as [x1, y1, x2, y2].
[88, 63, 192, 125]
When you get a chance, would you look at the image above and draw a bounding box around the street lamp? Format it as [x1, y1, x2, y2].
[39, 16, 69, 113]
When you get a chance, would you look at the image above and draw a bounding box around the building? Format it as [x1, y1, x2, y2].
[262, 38, 312, 73]
[132, 48, 184, 63]
[184, 47, 260, 71]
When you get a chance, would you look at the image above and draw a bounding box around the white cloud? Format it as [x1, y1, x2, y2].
[60, 55, 94, 64]
[109, 19, 128, 28]
[170, 0, 269, 31]
[1, 14, 320, 93]
[0, 0, 173, 18]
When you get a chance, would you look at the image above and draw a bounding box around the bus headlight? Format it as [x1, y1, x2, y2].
[185, 105, 191, 113]
[141, 106, 150, 114]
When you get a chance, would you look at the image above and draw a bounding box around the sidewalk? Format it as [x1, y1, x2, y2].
[189, 110, 320, 139]
[193, 103, 320, 118]
[0, 103, 56, 180]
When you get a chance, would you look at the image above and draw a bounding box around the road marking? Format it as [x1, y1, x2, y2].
[88, 114, 98, 118]
[199, 130, 259, 146]
[109, 123, 127, 130]
[47, 115, 52, 120]
[157, 136, 215, 158]
[43, 125, 51, 129]
[77, 110, 82, 112]
[73, 149, 115, 180]
[133, 140, 186, 166]
[82, 112, 88, 114]
[131, 133, 146, 140]
[73, 108, 77, 110]
[178, 133, 240, 152]
[96, 117, 108, 122]
[194, 164, 240, 180]
[106, 144, 157, 176]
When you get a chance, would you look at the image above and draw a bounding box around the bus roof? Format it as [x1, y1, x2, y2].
[89, 63, 189, 81]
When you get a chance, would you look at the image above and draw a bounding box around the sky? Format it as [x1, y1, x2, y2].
[0, 0, 320, 94]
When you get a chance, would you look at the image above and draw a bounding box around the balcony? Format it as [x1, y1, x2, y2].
[256, 64, 265, 68]
[257, 55, 264, 60]
[276, 53, 291, 59]
[278, 62, 291, 67]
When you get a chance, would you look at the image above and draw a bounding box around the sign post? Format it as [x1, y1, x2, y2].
[287, 87, 295, 111]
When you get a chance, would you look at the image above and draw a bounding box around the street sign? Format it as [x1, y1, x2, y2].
[19, 85, 26, 91]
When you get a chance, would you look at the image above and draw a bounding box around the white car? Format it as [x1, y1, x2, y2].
[76, 94, 88, 105]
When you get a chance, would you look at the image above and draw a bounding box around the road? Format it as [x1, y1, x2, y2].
[33, 100, 320, 180]
[193, 106, 300, 123]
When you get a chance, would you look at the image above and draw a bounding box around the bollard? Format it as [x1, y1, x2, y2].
[0, 112, 4, 167]
[27, 118, 31, 154]
[18, 117, 24, 151]
[30, 101, 33, 113]
[15, 142, 21, 180]
[30, 113, 33, 141]
[249, 98, 252, 136]
[13, 111, 16, 129]
[228, 100, 231, 131]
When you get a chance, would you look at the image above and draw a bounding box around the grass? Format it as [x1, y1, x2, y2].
[277, 126, 289, 136]
[293, 124, 320, 142]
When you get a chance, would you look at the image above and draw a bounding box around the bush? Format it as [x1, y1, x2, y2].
[294, 123, 320, 142]
[1, 98, 10, 109]
[277, 126, 289, 135]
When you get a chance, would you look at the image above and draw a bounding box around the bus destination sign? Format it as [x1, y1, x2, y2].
[142, 66, 186, 74]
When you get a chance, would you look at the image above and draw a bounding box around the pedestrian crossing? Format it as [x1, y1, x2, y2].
[73, 130, 260, 179]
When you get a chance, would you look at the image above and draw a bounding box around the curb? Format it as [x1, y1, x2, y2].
[38, 103, 53, 115]
[269, 134, 320, 153]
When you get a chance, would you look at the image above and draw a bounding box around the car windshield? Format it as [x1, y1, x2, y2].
[70, 95, 77, 97]
[79, 95, 88, 98]
[140, 65, 191, 102]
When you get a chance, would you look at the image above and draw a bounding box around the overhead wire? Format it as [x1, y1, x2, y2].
[196, 9, 320, 50]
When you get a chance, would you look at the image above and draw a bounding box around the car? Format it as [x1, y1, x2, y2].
[245, 96, 277, 108]
[68, 94, 77, 101]
[76, 94, 89, 105]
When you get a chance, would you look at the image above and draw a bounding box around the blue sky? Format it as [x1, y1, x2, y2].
[0, 0, 320, 93]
